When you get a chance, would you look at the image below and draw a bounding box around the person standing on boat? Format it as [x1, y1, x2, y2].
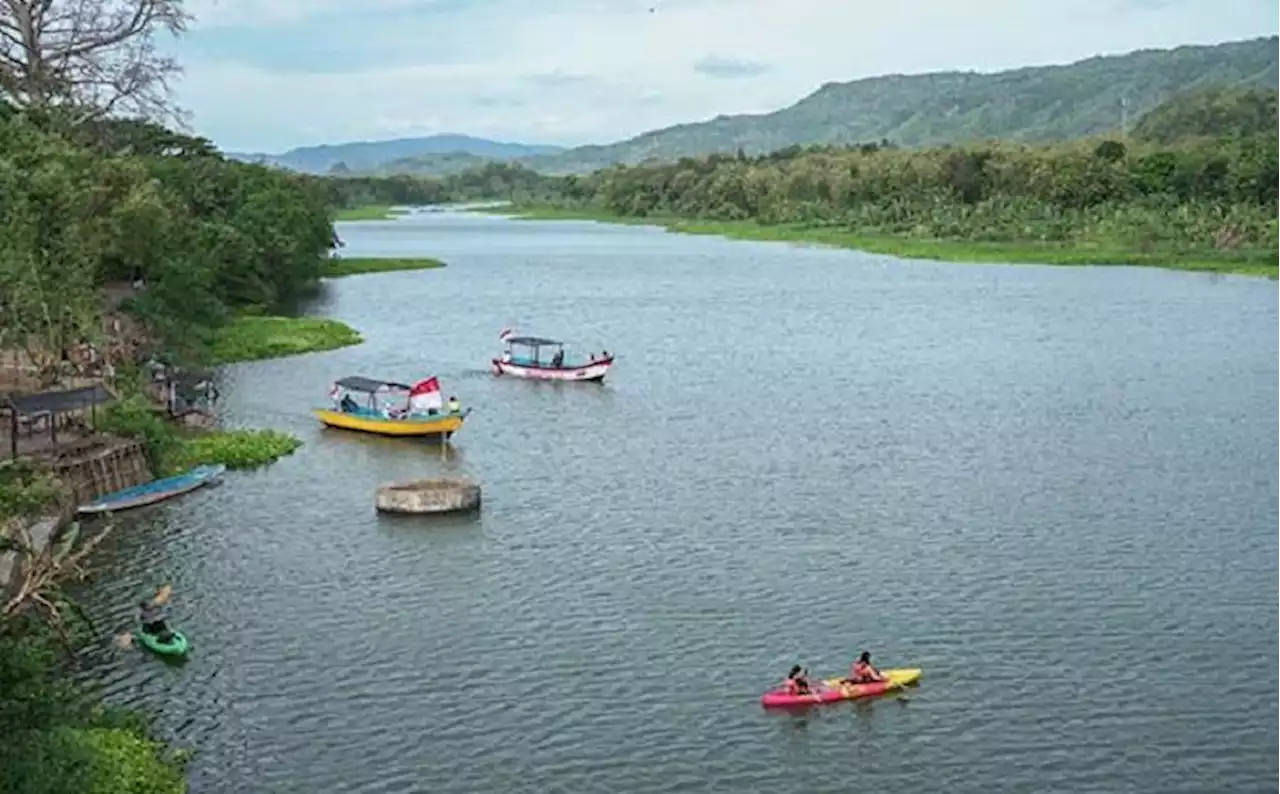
[551, 349, 565, 368]
[447, 395, 461, 414]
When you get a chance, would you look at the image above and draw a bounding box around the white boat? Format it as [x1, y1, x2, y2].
[491, 330, 614, 382]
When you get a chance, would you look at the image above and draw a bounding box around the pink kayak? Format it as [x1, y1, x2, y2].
[760, 668, 922, 707]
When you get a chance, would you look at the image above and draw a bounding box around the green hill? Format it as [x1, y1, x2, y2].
[1132, 85, 1279, 143]
[227, 134, 563, 174]
[520, 36, 1278, 174]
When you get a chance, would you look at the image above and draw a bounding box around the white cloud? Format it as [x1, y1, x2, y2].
[172, 0, 1280, 152]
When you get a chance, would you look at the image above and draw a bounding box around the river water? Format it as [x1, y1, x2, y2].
[76, 210, 1278, 794]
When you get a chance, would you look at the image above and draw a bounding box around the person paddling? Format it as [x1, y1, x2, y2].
[845, 651, 885, 684]
[781, 665, 813, 695]
[138, 599, 172, 642]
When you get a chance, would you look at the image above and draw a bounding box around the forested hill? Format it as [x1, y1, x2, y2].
[229, 134, 563, 175]
[522, 36, 1279, 174]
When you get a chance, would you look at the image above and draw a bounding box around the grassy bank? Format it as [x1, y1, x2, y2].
[210, 315, 363, 364]
[333, 205, 407, 221]
[323, 256, 446, 277]
[484, 205, 1279, 278]
[99, 397, 303, 475]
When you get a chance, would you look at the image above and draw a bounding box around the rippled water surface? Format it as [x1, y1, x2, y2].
[76, 211, 1279, 794]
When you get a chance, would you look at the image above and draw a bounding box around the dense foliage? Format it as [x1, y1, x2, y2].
[0, 460, 62, 521]
[0, 114, 337, 373]
[0, 617, 187, 794]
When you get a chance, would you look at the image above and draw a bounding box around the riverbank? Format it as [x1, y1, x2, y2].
[333, 205, 407, 221]
[479, 205, 1279, 278]
[324, 256, 446, 277]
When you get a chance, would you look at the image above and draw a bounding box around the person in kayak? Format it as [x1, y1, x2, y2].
[845, 651, 885, 684]
[782, 665, 812, 695]
[138, 599, 172, 641]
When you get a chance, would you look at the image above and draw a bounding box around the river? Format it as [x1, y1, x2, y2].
[76, 210, 1279, 794]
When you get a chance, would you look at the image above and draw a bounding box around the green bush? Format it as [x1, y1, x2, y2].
[0, 460, 63, 521]
[97, 397, 178, 474]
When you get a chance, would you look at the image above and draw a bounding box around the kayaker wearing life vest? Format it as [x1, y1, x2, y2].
[845, 651, 885, 684]
[782, 665, 812, 695]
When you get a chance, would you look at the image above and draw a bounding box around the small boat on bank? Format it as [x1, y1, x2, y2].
[313, 376, 469, 440]
[492, 329, 614, 382]
[760, 668, 922, 708]
[77, 464, 226, 515]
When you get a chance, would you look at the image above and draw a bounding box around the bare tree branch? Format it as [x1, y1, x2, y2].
[0, 0, 190, 124]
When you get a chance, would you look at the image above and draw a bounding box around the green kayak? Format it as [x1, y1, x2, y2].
[134, 628, 190, 657]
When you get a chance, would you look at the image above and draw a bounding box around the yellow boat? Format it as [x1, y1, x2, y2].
[315, 375, 469, 440]
[821, 667, 922, 693]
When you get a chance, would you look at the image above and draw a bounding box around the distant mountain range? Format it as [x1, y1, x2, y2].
[231, 36, 1278, 178]
[524, 36, 1278, 174]
[226, 134, 564, 174]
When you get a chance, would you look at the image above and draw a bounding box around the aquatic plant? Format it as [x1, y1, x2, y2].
[208, 315, 363, 364]
[168, 429, 302, 471]
[323, 256, 446, 277]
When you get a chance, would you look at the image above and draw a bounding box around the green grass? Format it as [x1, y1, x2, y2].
[209, 316, 363, 364]
[323, 256, 446, 277]
[333, 205, 407, 221]
[489, 205, 1279, 278]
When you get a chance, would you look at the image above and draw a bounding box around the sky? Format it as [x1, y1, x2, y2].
[172, 0, 1280, 153]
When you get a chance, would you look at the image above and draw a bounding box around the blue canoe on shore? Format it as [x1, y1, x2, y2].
[76, 464, 227, 516]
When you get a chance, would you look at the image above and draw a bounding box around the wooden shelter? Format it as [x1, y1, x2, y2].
[2, 384, 114, 460]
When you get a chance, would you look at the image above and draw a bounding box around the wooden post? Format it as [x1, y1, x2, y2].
[8, 406, 16, 460]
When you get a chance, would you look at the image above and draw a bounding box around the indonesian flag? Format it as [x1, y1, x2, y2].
[499, 327, 515, 341]
[328, 382, 341, 401]
[408, 377, 442, 412]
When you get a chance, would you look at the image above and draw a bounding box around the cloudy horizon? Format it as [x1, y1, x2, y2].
[172, 0, 1280, 154]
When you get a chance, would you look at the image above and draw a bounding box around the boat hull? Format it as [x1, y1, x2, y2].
[77, 464, 226, 515]
[492, 358, 613, 382]
[135, 628, 190, 657]
[760, 668, 922, 707]
[313, 408, 466, 438]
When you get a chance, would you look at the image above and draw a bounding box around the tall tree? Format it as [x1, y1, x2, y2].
[0, 0, 190, 124]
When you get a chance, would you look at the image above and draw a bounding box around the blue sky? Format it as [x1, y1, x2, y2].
[175, 0, 1279, 153]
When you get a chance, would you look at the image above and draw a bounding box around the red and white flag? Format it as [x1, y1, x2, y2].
[499, 327, 515, 341]
[408, 377, 443, 412]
